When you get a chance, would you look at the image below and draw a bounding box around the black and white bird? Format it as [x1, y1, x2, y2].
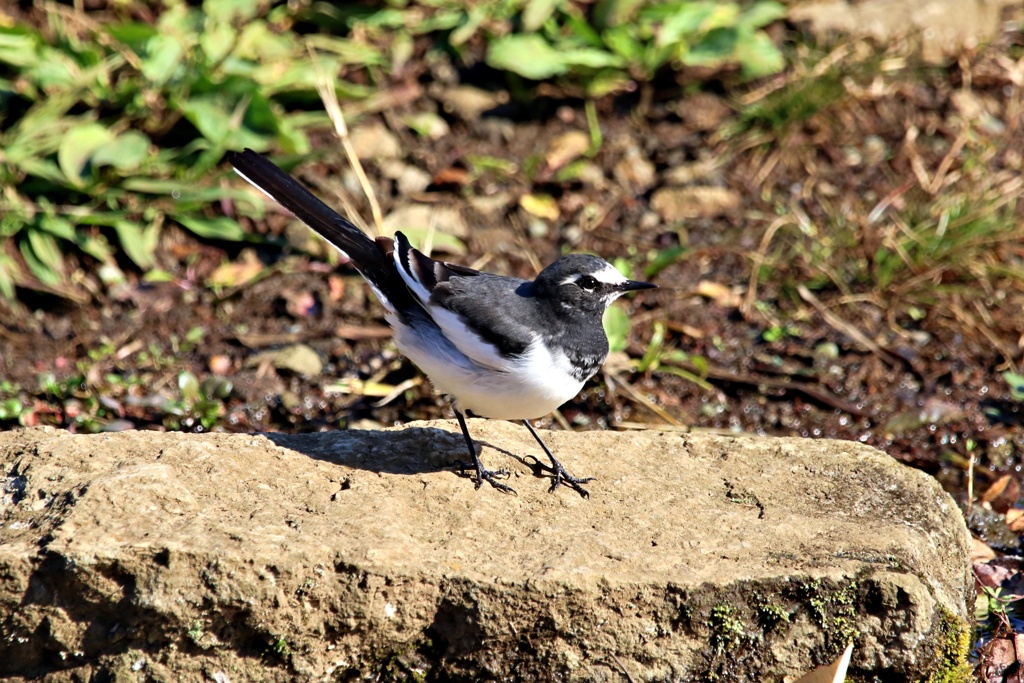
[228, 149, 656, 497]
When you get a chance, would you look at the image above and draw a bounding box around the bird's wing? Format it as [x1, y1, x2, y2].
[392, 232, 526, 371]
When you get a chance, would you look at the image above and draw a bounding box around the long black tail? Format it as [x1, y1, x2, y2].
[228, 149, 409, 312]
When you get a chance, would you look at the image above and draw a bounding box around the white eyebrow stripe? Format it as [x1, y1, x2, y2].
[558, 263, 628, 287]
[592, 263, 628, 284]
[559, 273, 583, 286]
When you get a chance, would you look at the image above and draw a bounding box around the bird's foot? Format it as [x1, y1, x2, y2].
[453, 460, 517, 495]
[524, 456, 594, 498]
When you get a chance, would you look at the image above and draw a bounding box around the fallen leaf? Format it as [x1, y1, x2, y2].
[795, 643, 853, 683]
[696, 280, 742, 308]
[323, 378, 399, 398]
[207, 250, 264, 288]
[335, 324, 393, 340]
[981, 474, 1021, 514]
[246, 344, 323, 377]
[519, 193, 560, 221]
[432, 166, 470, 186]
[650, 186, 741, 221]
[974, 561, 1013, 589]
[972, 536, 998, 563]
[984, 638, 1016, 683]
[545, 130, 590, 171]
[1008, 509, 1024, 533]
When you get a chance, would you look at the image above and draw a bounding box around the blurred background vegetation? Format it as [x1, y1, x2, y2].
[0, 0, 785, 299]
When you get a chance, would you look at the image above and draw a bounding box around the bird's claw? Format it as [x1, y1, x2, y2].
[524, 456, 593, 498]
[453, 460, 517, 495]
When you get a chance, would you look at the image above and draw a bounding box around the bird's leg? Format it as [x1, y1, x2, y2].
[453, 407, 516, 495]
[522, 420, 593, 498]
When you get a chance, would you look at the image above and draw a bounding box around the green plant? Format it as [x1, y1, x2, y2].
[162, 371, 233, 431]
[709, 603, 745, 654]
[1004, 371, 1024, 402]
[0, 381, 29, 425]
[489, 0, 786, 94]
[351, 0, 786, 97]
[976, 585, 1024, 628]
[0, 0, 379, 298]
[636, 322, 712, 389]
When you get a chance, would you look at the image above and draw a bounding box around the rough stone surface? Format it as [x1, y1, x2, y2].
[0, 423, 972, 682]
[791, 0, 1019, 63]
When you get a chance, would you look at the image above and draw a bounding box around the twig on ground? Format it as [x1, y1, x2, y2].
[310, 47, 385, 237]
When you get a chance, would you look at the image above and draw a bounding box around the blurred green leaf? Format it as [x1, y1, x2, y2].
[114, 220, 160, 269]
[487, 34, 567, 80]
[180, 97, 231, 145]
[141, 34, 185, 85]
[174, 215, 246, 241]
[523, 0, 559, 31]
[636, 321, 666, 372]
[92, 131, 151, 172]
[450, 5, 486, 46]
[21, 232, 62, 286]
[1005, 371, 1024, 402]
[595, 0, 645, 27]
[735, 30, 785, 79]
[199, 20, 235, 64]
[603, 304, 631, 353]
[683, 27, 739, 67]
[738, 1, 787, 29]
[0, 27, 40, 68]
[645, 245, 687, 278]
[303, 35, 384, 65]
[58, 123, 115, 186]
[603, 26, 643, 63]
[38, 215, 77, 241]
[178, 371, 200, 401]
[657, 2, 717, 46]
[561, 48, 624, 69]
[204, 0, 263, 24]
[0, 254, 20, 299]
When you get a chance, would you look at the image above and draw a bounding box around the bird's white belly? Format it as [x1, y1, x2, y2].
[390, 318, 585, 420]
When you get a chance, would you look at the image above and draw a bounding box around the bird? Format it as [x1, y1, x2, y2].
[228, 149, 657, 497]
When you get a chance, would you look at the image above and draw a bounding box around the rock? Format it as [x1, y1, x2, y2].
[0, 424, 970, 682]
[383, 203, 470, 240]
[791, 0, 1019, 64]
[403, 111, 450, 141]
[612, 147, 657, 194]
[545, 130, 591, 172]
[651, 185, 741, 221]
[466, 191, 513, 221]
[677, 92, 733, 132]
[662, 159, 722, 186]
[246, 343, 323, 376]
[348, 120, 401, 161]
[436, 85, 509, 121]
[380, 160, 432, 195]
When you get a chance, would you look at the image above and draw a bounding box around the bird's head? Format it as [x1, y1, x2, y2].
[532, 254, 657, 315]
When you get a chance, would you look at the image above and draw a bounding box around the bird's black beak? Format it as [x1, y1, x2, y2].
[618, 280, 658, 292]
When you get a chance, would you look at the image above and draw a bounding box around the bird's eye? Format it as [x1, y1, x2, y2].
[577, 275, 599, 291]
